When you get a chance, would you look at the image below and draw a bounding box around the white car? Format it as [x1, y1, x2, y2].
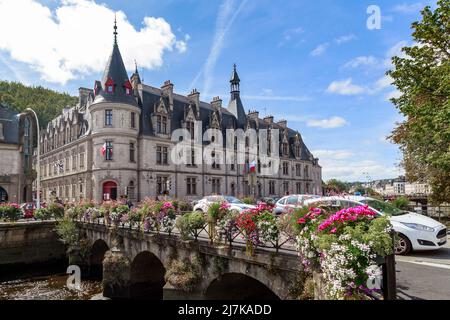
[193, 195, 256, 213]
[273, 194, 321, 215]
[303, 196, 447, 255]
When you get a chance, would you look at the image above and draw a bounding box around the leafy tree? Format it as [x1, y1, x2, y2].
[325, 179, 350, 193]
[391, 197, 411, 210]
[387, 0, 450, 204]
[0, 80, 77, 128]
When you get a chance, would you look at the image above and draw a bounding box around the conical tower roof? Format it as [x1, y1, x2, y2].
[93, 19, 137, 106]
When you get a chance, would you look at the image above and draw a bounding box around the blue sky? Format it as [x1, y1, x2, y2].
[0, 0, 436, 182]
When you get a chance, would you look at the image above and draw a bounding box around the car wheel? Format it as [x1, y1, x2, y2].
[195, 209, 203, 213]
[395, 234, 412, 255]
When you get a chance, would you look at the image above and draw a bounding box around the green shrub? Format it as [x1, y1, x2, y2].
[0, 203, 22, 222]
[391, 197, 410, 210]
[47, 203, 65, 219]
[55, 218, 79, 246]
[241, 197, 256, 205]
[34, 208, 52, 220]
[176, 212, 206, 240]
[165, 258, 202, 292]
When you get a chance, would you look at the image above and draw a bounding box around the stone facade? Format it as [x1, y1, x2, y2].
[37, 26, 322, 204]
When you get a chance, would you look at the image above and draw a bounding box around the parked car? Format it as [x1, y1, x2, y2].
[273, 194, 321, 215]
[193, 195, 256, 213]
[20, 202, 36, 219]
[303, 196, 448, 255]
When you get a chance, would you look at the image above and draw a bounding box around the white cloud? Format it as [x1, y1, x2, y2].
[343, 56, 378, 68]
[0, 0, 187, 85]
[335, 34, 356, 45]
[190, 0, 248, 96]
[317, 157, 400, 181]
[310, 43, 329, 57]
[385, 90, 402, 101]
[311, 149, 354, 160]
[306, 116, 349, 129]
[392, 3, 425, 14]
[313, 149, 401, 181]
[326, 78, 366, 95]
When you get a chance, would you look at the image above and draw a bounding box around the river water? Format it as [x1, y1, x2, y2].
[0, 273, 102, 300]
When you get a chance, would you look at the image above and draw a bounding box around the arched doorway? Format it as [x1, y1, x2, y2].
[89, 239, 110, 279]
[130, 251, 166, 300]
[205, 273, 280, 300]
[103, 181, 117, 201]
[0, 186, 8, 202]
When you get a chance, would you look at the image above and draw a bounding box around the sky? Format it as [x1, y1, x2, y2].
[0, 0, 437, 182]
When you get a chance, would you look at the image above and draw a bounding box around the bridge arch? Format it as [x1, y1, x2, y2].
[130, 251, 166, 300]
[90, 239, 109, 279]
[205, 273, 280, 300]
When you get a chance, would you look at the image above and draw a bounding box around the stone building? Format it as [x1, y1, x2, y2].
[37, 24, 322, 204]
[0, 104, 37, 203]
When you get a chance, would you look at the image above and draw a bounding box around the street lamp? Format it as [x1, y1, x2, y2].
[25, 108, 41, 209]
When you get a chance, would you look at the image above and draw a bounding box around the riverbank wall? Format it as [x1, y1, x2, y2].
[0, 221, 66, 278]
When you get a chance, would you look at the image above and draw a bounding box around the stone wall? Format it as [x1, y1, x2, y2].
[0, 221, 66, 270]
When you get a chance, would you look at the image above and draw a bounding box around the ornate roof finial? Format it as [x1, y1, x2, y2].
[134, 59, 138, 74]
[113, 14, 118, 45]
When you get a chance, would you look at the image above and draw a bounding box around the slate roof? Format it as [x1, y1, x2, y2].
[0, 104, 19, 144]
[92, 43, 137, 107]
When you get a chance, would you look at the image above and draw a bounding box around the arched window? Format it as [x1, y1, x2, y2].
[127, 181, 135, 201]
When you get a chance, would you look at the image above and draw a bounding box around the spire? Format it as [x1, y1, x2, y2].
[227, 64, 246, 127]
[230, 63, 240, 84]
[113, 14, 118, 45]
[230, 63, 240, 101]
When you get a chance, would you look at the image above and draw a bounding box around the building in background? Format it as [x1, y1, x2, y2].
[0, 104, 37, 203]
[36, 23, 322, 204]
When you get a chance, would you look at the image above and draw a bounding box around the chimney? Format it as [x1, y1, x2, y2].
[248, 110, 259, 120]
[210, 96, 222, 109]
[79, 87, 93, 108]
[263, 115, 274, 124]
[161, 80, 174, 111]
[277, 119, 287, 128]
[188, 89, 200, 118]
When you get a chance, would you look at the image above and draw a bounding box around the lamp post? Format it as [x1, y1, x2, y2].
[25, 108, 41, 209]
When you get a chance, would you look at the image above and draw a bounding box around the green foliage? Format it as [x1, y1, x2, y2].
[325, 179, 350, 193]
[0, 80, 78, 127]
[165, 258, 202, 292]
[391, 196, 410, 210]
[387, 0, 450, 204]
[34, 208, 52, 220]
[0, 203, 22, 222]
[176, 211, 206, 240]
[33, 203, 64, 220]
[207, 202, 227, 222]
[47, 203, 65, 219]
[55, 218, 79, 246]
[241, 197, 256, 205]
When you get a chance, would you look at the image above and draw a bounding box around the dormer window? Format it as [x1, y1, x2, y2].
[105, 78, 115, 94]
[123, 80, 132, 96]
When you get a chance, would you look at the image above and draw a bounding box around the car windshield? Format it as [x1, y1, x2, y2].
[362, 199, 407, 216]
[224, 196, 243, 204]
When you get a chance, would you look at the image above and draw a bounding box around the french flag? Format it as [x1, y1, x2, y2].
[249, 161, 257, 173]
[101, 142, 107, 156]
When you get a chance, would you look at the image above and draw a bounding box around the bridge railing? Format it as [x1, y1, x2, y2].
[77, 215, 297, 254]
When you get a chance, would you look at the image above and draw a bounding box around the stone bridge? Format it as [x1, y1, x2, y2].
[78, 223, 303, 300]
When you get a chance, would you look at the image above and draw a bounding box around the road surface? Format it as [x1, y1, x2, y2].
[396, 235, 450, 300]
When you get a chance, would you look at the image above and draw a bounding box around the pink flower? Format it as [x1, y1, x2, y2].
[297, 218, 306, 224]
[330, 228, 337, 234]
